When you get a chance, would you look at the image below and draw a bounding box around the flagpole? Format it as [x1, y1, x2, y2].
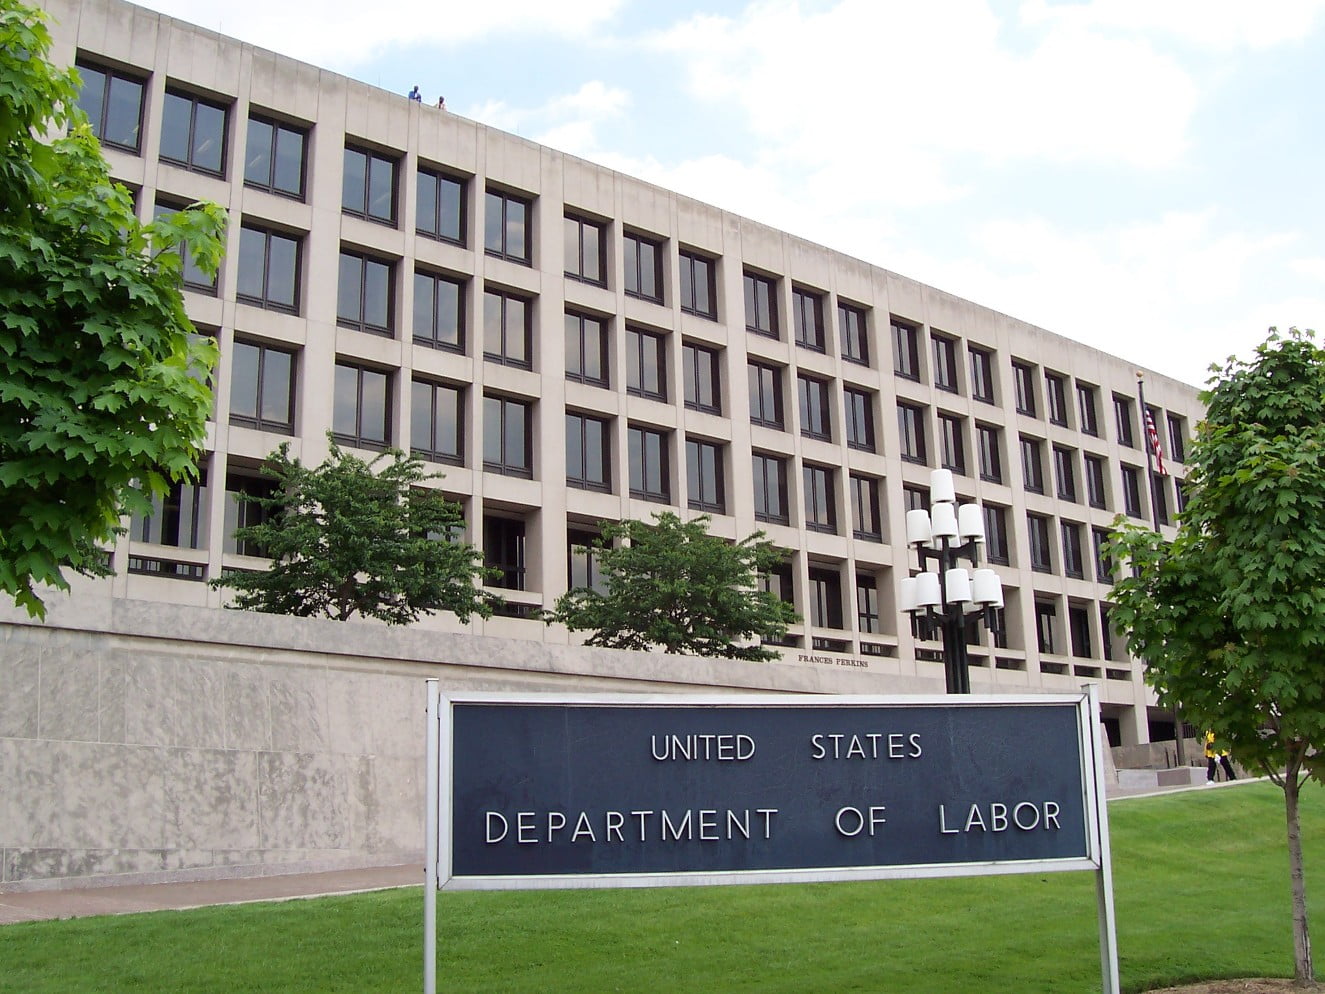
[1135, 372, 1185, 765]
[1135, 372, 1162, 532]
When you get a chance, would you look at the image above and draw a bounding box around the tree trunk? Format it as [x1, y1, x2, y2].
[1285, 767, 1314, 984]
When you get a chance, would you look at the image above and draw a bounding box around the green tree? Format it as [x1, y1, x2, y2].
[0, 0, 224, 617]
[545, 512, 798, 661]
[1107, 328, 1325, 984]
[211, 441, 498, 625]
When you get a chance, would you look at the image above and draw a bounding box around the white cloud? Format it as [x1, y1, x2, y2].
[652, 0, 1199, 185]
[129, 0, 624, 67]
[1019, 0, 1325, 51]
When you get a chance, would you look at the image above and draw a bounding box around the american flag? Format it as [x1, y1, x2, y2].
[1144, 407, 1168, 476]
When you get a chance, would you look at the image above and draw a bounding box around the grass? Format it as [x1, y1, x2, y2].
[1, 781, 1318, 993]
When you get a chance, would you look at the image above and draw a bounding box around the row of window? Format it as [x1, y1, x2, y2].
[132, 470, 1120, 666]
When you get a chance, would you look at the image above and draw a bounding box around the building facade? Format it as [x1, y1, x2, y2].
[38, 0, 1197, 748]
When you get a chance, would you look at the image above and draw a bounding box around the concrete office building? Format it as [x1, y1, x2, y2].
[2, 0, 1200, 886]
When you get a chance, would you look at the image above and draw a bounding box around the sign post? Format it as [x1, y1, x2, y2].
[424, 684, 1118, 992]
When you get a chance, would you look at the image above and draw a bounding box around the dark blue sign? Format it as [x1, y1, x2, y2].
[447, 700, 1089, 880]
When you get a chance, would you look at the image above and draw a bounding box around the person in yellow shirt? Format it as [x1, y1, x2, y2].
[1205, 731, 1236, 783]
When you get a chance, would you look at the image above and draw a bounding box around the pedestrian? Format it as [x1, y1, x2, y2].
[437, 95, 446, 110]
[408, 85, 422, 102]
[1205, 731, 1236, 783]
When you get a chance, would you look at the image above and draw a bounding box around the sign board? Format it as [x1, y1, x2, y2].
[424, 688, 1117, 993]
[434, 692, 1103, 889]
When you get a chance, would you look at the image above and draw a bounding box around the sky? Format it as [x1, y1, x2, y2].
[130, 0, 1325, 389]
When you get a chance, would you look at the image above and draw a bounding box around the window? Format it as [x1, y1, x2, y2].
[416, 167, 465, 244]
[679, 249, 716, 318]
[624, 231, 664, 303]
[229, 339, 296, 434]
[342, 145, 397, 225]
[628, 425, 670, 502]
[1013, 361, 1037, 416]
[1028, 513, 1052, 572]
[223, 472, 276, 557]
[844, 388, 875, 452]
[760, 559, 795, 609]
[744, 272, 778, 338]
[626, 327, 667, 401]
[236, 224, 300, 313]
[932, 335, 958, 392]
[682, 342, 721, 414]
[564, 213, 605, 285]
[1021, 436, 1044, 493]
[850, 475, 882, 540]
[1061, 521, 1084, 579]
[1100, 604, 1116, 660]
[753, 453, 789, 524]
[1114, 395, 1136, 447]
[803, 464, 837, 533]
[333, 362, 391, 450]
[898, 403, 927, 464]
[484, 516, 526, 590]
[484, 395, 532, 477]
[904, 486, 930, 512]
[1093, 528, 1113, 584]
[976, 424, 1002, 483]
[1121, 464, 1144, 518]
[840, 302, 868, 365]
[1176, 477, 1189, 513]
[411, 379, 463, 466]
[1053, 446, 1078, 502]
[1045, 372, 1069, 426]
[566, 412, 610, 491]
[133, 475, 207, 549]
[413, 270, 465, 352]
[568, 530, 606, 593]
[1085, 455, 1108, 509]
[983, 505, 1009, 564]
[337, 249, 394, 335]
[1069, 605, 1092, 658]
[969, 347, 994, 403]
[483, 289, 531, 369]
[798, 375, 832, 441]
[484, 189, 532, 264]
[686, 438, 725, 512]
[857, 575, 881, 634]
[566, 311, 609, 387]
[1153, 473, 1170, 525]
[1036, 601, 1057, 654]
[1168, 414, 1187, 463]
[153, 201, 216, 294]
[1077, 384, 1100, 436]
[792, 287, 826, 351]
[938, 413, 966, 475]
[244, 115, 305, 199]
[76, 61, 145, 152]
[160, 88, 227, 175]
[748, 362, 784, 429]
[808, 567, 844, 629]
[892, 320, 920, 379]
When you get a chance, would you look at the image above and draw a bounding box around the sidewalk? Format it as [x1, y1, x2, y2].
[0, 777, 1254, 925]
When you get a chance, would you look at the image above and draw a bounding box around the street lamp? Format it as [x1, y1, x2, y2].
[898, 468, 1004, 694]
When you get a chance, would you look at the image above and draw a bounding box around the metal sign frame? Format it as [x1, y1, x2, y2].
[424, 684, 1118, 994]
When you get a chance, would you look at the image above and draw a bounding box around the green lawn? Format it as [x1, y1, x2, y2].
[1, 781, 1317, 993]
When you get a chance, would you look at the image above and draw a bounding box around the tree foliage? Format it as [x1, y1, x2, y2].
[0, 0, 224, 617]
[1106, 328, 1325, 983]
[211, 441, 498, 625]
[544, 512, 798, 661]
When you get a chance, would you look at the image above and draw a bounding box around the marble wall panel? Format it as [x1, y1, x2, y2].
[257, 752, 350, 851]
[37, 646, 101, 742]
[164, 748, 260, 850]
[268, 673, 327, 753]
[223, 664, 271, 751]
[96, 649, 128, 744]
[124, 655, 174, 746]
[174, 659, 227, 750]
[0, 651, 38, 739]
